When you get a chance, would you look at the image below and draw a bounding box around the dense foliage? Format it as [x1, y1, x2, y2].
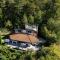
[0, 0, 60, 60]
[0, 44, 60, 60]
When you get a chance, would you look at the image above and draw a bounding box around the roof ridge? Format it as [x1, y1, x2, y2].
[27, 34, 32, 44]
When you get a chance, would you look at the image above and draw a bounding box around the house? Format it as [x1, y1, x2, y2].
[5, 24, 40, 51]
[5, 25, 45, 51]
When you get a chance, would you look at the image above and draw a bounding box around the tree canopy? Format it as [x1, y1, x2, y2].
[0, 0, 60, 60]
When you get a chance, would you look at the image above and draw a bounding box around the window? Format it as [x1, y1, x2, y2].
[13, 41, 17, 45]
[28, 31, 31, 33]
[9, 40, 12, 44]
[26, 44, 30, 47]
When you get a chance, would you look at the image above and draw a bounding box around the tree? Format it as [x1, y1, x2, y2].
[38, 0, 58, 44]
[28, 15, 34, 25]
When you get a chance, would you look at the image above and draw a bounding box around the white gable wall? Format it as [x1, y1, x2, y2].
[25, 24, 38, 32]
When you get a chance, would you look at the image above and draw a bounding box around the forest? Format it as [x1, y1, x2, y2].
[0, 0, 60, 60]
